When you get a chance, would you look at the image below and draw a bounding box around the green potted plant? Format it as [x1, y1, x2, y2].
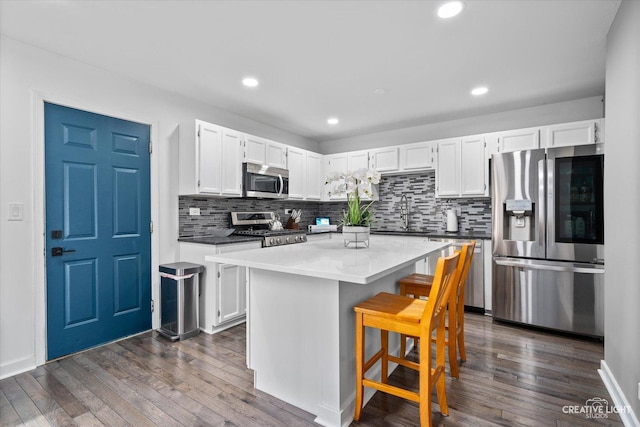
[325, 168, 381, 247]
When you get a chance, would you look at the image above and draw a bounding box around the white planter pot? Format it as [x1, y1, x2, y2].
[342, 225, 370, 248]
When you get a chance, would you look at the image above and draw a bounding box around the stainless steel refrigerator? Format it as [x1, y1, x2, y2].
[492, 144, 604, 338]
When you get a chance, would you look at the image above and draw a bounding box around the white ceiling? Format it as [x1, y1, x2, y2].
[0, 0, 620, 142]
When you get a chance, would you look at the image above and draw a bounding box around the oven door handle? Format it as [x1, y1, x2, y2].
[277, 174, 284, 196]
[494, 258, 605, 274]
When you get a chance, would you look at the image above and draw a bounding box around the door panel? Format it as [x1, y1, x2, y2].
[45, 102, 151, 360]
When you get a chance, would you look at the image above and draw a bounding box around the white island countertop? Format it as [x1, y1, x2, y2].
[205, 234, 449, 284]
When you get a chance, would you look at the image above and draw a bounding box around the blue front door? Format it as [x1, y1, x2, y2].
[45, 102, 151, 360]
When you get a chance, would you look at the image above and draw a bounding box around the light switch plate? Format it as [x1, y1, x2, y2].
[189, 207, 201, 216]
[8, 202, 24, 221]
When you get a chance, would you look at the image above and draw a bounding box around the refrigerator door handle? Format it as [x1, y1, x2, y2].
[494, 258, 604, 274]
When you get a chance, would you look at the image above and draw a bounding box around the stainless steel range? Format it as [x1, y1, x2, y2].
[231, 211, 307, 247]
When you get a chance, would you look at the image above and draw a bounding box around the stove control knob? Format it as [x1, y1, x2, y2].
[301, 235, 307, 242]
[294, 235, 300, 242]
[286, 237, 291, 243]
[276, 237, 282, 245]
[269, 238, 275, 246]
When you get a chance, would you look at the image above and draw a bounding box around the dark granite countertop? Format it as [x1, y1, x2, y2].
[371, 229, 492, 240]
[178, 235, 263, 245]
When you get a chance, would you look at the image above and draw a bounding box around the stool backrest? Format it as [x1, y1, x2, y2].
[421, 252, 460, 330]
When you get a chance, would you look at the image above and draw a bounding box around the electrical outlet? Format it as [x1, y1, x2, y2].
[189, 207, 201, 216]
[284, 208, 292, 215]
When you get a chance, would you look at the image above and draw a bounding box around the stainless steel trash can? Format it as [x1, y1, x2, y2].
[158, 262, 204, 341]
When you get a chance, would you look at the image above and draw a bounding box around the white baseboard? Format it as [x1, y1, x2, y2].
[599, 360, 640, 427]
[0, 356, 36, 380]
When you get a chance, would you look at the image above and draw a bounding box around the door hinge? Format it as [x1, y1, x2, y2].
[197, 180, 200, 187]
[217, 310, 221, 318]
[149, 141, 153, 154]
[197, 129, 200, 138]
[151, 300, 155, 312]
[217, 271, 221, 278]
[150, 221, 154, 233]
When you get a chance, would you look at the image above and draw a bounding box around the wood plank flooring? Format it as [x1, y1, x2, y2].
[1, 313, 622, 426]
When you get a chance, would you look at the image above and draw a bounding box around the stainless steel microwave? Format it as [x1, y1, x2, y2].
[242, 162, 289, 199]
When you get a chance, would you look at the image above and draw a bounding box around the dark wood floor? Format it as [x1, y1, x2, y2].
[1, 313, 622, 426]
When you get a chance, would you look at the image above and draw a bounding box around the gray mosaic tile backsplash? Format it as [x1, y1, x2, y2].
[179, 171, 492, 237]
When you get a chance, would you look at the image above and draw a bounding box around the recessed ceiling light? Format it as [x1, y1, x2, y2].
[374, 88, 389, 96]
[471, 86, 489, 96]
[327, 117, 339, 125]
[437, 1, 464, 19]
[242, 77, 259, 87]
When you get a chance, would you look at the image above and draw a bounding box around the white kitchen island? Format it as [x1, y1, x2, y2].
[205, 235, 449, 427]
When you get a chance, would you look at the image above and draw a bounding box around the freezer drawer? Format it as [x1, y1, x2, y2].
[492, 257, 604, 337]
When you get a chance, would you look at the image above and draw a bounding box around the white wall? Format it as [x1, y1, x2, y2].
[320, 96, 604, 154]
[603, 0, 640, 424]
[0, 37, 317, 379]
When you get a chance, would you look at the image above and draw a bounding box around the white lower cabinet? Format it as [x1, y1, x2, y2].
[178, 240, 262, 334]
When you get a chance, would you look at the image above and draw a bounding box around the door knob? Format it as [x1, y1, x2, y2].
[51, 247, 76, 257]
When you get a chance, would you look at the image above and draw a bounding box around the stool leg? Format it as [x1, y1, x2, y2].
[381, 329, 389, 383]
[400, 333, 406, 359]
[448, 313, 459, 379]
[354, 312, 364, 421]
[458, 325, 466, 362]
[435, 325, 449, 417]
[418, 331, 433, 427]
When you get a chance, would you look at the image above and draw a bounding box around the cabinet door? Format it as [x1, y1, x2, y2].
[197, 122, 222, 194]
[436, 139, 460, 197]
[324, 154, 348, 200]
[348, 151, 369, 171]
[401, 142, 434, 171]
[497, 127, 539, 152]
[266, 141, 287, 168]
[287, 147, 305, 199]
[220, 128, 243, 196]
[544, 119, 602, 148]
[370, 147, 399, 173]
[305, 152, 323, 200]
[217, 263, 245, 324]
[245, 134, 266, 164]
[460, 136, 487, 196]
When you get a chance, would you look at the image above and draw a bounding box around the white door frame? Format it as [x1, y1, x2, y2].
[32, 90, 160, 366]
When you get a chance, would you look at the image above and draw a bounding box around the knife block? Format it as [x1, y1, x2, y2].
[285, 218, 299, 229]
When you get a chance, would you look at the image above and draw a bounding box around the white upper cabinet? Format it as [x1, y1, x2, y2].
[287, 147, 323, 201]
[400, 141, 435, 172]
[496, 126, 540, 153]
[436, 135, 488, 198]
[348, 150, 370, 171]
[179, 119, 243, 196]
[305, 152, 323, 200]
[460, 135, 487, 196]
[323, 154, 349, 200]
[243, 134, 287, 168]
[542, 119, 605, 148]
[370, 147, 399, 173]
[435, 138, 460, 197]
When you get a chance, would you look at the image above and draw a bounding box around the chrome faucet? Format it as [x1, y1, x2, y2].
[400, 194, 409, 231]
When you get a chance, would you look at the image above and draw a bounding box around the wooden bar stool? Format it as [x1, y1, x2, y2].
[398, 241, 476, 379]
[353, 252, 460, 426]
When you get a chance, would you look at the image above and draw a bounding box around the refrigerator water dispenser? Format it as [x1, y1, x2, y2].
[503, 199, 534, 241]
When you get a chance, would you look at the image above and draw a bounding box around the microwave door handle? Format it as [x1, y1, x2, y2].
[277, 174, 283, 196]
